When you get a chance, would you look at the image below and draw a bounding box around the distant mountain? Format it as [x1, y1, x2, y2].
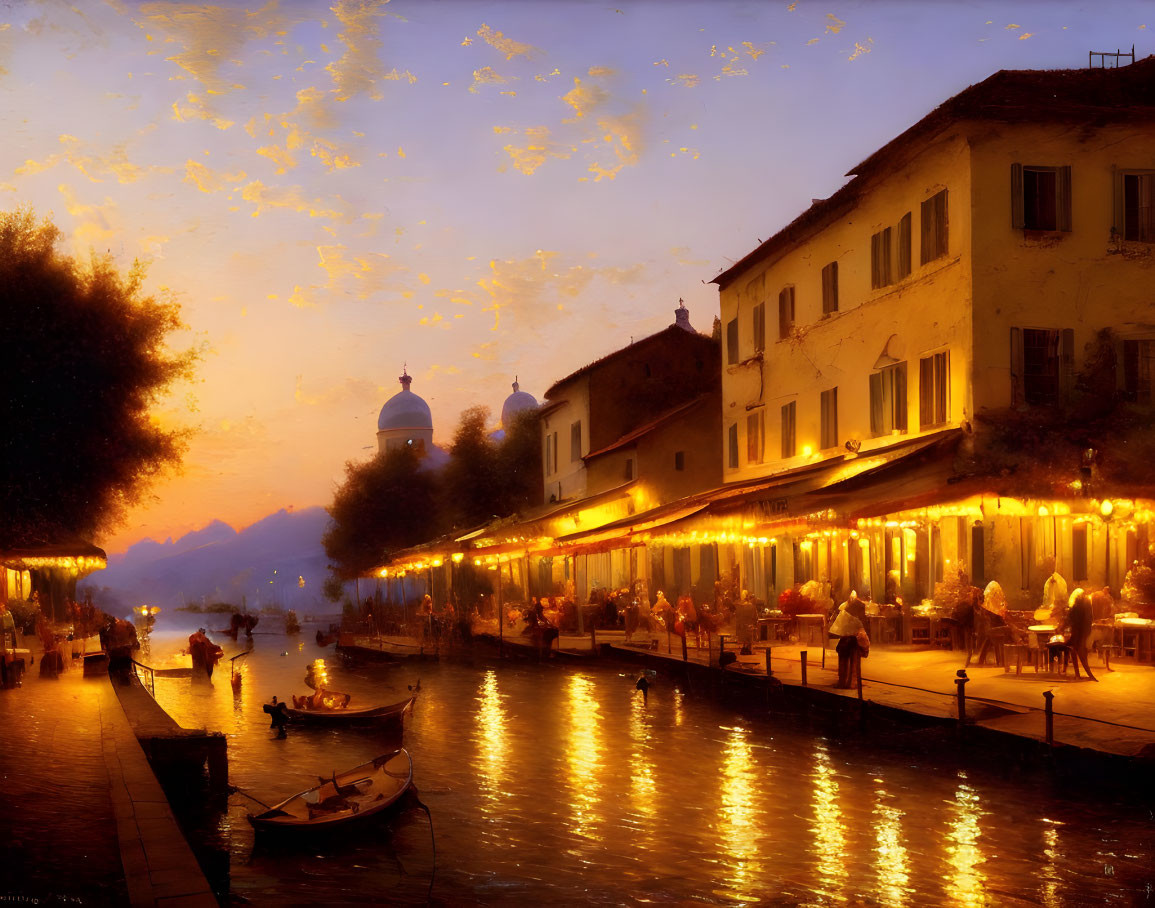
[82, 507, 334, 614]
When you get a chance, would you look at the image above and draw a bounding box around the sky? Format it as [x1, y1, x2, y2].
[1, 0, 1148, 554]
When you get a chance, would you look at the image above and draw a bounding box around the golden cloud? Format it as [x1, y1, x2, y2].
[315, 243, 410, 299]
[476, 23, 538, 60]
[469, 65, 512, 93]
[501, 126, 574, 176]
[183, 159, 247, 193]
[326, 0, 392, 102]
[17, 134, 173, 184]
[239, 180, 345, 220]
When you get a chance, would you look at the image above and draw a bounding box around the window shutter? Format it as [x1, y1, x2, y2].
[895, 362, 908, 431]
[1112, 165, 1123, 235]
[778, 288, 790, 339]
[897, 213, 911, 279]
[1010, 326, 1025, 408]
[1058, 165, 1072, 232]
[1059, 328, 1075, 403]
[881, 226, 893, 286]
[919, 357, 934, 426]
[822, 262, 838, 314]
[1010, 163, 1025, 229]
[920, 197, 933, 265]
[728, 423, 739, 469]
[726, 317, 739, 364]
[869, 372, 883, 436]
[788, 286, 795, 322]
[753, 303, 765, 352]
[871, 232, 881, 289]
[936, 190, 948, 259]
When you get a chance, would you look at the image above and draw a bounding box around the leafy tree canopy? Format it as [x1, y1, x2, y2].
[322, 444, 438, 580]
[0, 209, 197, 547]
[440, 405, 500, 531]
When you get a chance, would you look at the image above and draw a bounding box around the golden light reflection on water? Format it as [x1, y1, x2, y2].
[873, 779, 909, 905]
[945, 773, 987, 907]
[1040, 820, 1063, 908]
[673, 687, 684, 726]
[565, 674, 603, 841]
[809, 743, 845, 901]
[716, 725, 761, 899]
[474, 670, 507, 818]
[627, 694, 655, 821]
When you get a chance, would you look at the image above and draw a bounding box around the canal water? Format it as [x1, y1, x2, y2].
[145, 619, 1154, 906]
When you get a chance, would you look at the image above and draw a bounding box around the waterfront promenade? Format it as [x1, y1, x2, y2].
[0, 645, 217, 907]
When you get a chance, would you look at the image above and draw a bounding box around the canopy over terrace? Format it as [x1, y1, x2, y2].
[0, 540, 107, 622]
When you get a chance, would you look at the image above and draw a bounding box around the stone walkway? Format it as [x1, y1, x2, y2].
[554, 627, 1155, 758]
[0, 650, 217, 907]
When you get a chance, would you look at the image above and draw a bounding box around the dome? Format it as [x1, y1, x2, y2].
[500, 377, 537, 427]
[377, 370, 433, 432]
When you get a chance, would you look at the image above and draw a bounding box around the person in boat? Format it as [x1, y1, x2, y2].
[264, 696, 289, 737]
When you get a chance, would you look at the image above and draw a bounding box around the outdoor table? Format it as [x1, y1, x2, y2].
[1115, 618, 1155, 662]
[757, 616, 791, 642]
[795, 613, 827, 647]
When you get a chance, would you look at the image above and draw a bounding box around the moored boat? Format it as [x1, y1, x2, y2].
[248, 749, 414, 831]
[284, 694, 416, 726]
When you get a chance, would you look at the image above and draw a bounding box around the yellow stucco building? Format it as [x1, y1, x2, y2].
[708, 58, 1155, 611]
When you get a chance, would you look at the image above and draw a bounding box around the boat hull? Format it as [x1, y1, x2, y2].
[249, 749, 414, 832]
[284, 695, 415, 725]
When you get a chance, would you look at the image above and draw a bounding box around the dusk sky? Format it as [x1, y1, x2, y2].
[2, 0, 1147, 554]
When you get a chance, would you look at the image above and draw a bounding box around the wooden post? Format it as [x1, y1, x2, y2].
[498, 570, 504, 660]
[681, 630, 688, 662]
[764, 646, 772, 677]
[1043, 690, 1054, 746]
[955, 669, 968, 728]
[800, 650, 808, 687]
[856, 650, 864, 701]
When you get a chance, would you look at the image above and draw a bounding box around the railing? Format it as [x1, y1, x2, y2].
[131, 659, 156, 698]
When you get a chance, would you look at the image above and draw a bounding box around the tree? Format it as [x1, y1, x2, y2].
[0, 209, 196, 547]
[441, 405, 501, 531]
[322, 444, 438, 580]
[496, 407, 542, 516]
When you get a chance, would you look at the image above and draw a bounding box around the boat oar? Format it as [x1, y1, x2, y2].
[228, 784, 272, 810]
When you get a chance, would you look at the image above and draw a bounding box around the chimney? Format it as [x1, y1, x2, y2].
[673, 298, 693, 332]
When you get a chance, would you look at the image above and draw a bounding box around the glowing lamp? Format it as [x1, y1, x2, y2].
[1100, 500, 1114, 517]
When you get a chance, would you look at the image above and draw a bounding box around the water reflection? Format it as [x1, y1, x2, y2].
[810, 742, 845, 901]
[627, 693, 655, 823]
[1040, 820, 1063, 908]
[474, 670, 508, 818]
[716, 725, 761, 899]
[138, 623, 1153, 906]
[945, 771, 987, 907]
[564, 674, 603, 842]
[873, 778, 909, 905]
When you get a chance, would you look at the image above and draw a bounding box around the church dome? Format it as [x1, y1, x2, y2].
[500, 377, 537, 427]
[377, 370, 433, 432]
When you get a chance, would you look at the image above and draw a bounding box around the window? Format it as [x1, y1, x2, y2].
[778, 286, 795, 339]
[920, 189, 948, 264]
[726, 317, 739, 365]
[871, 227, 892, 289]
[570, 421, 582, 462]
[753, 303, 766, 353]
[1011, 164, 1072, 231]
[821, 262, 838, 315]
[896, 212, 912, 280]
[780, 402, 796, 459]
[624, 458, 634, 481]
[747, 410, 764, 465]
[871, 214, 912, 289]
[545, 431, 558, 475]
[1011, 328, 1073, 407]
[820, 387, 838, 450]
[1120, 172, 1155, 242]
[674, 450, 685, 471]
[870, 362, 907, 436]
[1124, 339, 1154, 404]
[919, 352, 949, 427]
[727, 423, 739, 469]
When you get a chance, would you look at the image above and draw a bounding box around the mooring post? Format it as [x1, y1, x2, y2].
[856, 650, 864, 701]
[1043, 689, 1055, 746]
[800, 650, 808, 688]
[764, 646, 772, 676]
[681, 631, 688, 662]
[955, 669, 969, 729]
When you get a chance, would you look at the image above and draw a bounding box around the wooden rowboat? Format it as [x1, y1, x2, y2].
[248, 749, 413, 832]
[284, 694, 416, 726]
